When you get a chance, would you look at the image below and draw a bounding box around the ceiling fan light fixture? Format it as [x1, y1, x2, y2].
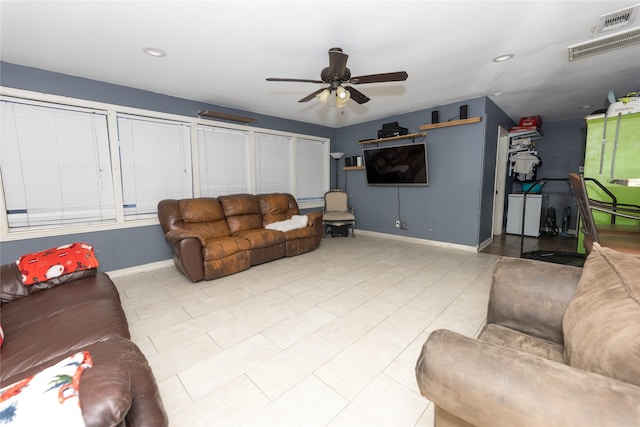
[335, 88, 350, 108]
[316, 89, 331, 104]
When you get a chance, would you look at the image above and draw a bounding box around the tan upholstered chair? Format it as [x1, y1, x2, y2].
[415, 245, 640, 426]
[322, 190, 355, 237]
[568, 173, 640, 257]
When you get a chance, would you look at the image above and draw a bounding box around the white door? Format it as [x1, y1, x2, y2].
[492, 126, 510, 235]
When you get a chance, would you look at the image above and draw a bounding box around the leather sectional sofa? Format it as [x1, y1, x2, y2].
[415, 243, 640, 426]
[0, 263, 167, 427]
[158, 193, 323, 282]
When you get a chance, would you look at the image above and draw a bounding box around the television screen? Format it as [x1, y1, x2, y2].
[363, 142, 428, 186]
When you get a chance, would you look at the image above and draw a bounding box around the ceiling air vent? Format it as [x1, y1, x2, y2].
[596, 4, 640, 33]
[568, 26, 640, 61]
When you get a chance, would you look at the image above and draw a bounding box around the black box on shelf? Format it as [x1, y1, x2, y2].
[382, 121, 399, 129]
[379, 127, 408, 138]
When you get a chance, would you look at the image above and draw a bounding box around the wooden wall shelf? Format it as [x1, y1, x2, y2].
[358, 132, 426, 145]
[343, 166, 365, 171]
[419, 117, 482, 131]
[198, 110, 256, 124]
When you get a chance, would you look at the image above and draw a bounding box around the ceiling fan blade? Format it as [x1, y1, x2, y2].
[266, 77, 324, 84]
[350, 71, 408, 84]
[328, 48, 349, 79]
[344, 86, 370, 104]
[298, 88, 326, 103]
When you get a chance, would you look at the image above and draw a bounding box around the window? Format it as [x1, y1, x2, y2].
[197, 125, 249, 196]
[297, 138, 328, 204]
[1, 98, 115, 229]
[117, 114, 192, 220]
[0, 89, 330, 237]
[255, 132, 293, 194]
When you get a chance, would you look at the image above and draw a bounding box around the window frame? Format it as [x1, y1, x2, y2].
[0, 87, 330, 241]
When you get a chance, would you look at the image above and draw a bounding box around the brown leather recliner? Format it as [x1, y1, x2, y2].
[158, 193, 322, 282]
[257, 193, 323, 257]
[0, 263, 167, 427]
[219, 194, 286, 265]
[158, 197, 252, 282]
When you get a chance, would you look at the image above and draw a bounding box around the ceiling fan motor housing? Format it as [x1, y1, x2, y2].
[321, 66, 351, 83]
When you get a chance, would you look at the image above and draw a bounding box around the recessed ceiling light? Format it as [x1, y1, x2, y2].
[493, 92, 503, 96]
[142, 47, 166, 57]
[492, 53, 514, 62]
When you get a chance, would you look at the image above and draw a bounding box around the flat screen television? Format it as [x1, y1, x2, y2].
[363, 142, 429, 186]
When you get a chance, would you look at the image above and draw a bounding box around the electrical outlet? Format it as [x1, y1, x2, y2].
[395, 220, 401, 228]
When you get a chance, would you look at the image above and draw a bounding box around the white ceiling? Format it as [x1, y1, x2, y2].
[2, 1, 640, 128]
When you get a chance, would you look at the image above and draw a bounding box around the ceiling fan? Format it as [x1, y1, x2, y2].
[266, 47, 408, 107]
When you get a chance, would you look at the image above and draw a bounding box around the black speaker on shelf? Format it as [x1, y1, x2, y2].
[431, 110, 439, 124]
[345, 157, 352, 167]
[460, 105, 468, 120]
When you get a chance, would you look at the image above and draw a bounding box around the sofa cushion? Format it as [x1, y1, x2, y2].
[563, 243, 640, 386]
[0, 273, 130, 383]
[219, 194, 264, 233]
[258, 193, 296, 224]
[1, 263, 97, 306]
[479, 324, 566, 364]
[233, 229, 285, 249]
[202, 237, 251, 261]
[179, 198, 231, 240]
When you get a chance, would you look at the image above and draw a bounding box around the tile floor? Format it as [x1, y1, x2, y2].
[112, 234, 501, 427]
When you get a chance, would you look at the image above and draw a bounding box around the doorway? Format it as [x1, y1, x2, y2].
[492, 126, 509, 236]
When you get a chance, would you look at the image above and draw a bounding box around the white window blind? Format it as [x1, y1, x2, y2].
[255, 133, 292, 194]
[1, 99, 115, 229]
[117, 114, 192, 220]
[197, 125, 249, 196]
[297, 138, 327, 204]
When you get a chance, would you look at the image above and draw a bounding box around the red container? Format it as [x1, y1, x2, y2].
[519, 116, 542, 129]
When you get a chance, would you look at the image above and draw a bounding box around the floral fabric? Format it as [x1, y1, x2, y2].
[0, 351, 92, 426]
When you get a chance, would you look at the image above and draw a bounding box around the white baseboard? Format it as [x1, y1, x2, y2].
[107, 230, 487, 278]
[477, 237, 493, 252]
[106, 259, 174, 278]
[355, 229, 477, 253]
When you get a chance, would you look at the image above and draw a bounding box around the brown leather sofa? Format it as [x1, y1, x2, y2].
[0, 263, 167, 427]
[415, 243, 640, 426]
[158, 193, 323, 282]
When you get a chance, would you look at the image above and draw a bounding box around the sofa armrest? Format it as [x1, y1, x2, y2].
[80, 365, 132, 427]
[306, 211, 323, 226]
[416, 329, 640, 427]
[487, 257, 582, 344]
[164, 229, 206, 247]
[82, 338, 168, 427]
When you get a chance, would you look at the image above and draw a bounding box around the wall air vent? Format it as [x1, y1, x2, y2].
[568, 26, 640, 61]
[596, 4, 639, 33]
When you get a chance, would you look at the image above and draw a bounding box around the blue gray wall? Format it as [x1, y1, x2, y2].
[0, 61, 587, 270]
[334, 97, 513, 247]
